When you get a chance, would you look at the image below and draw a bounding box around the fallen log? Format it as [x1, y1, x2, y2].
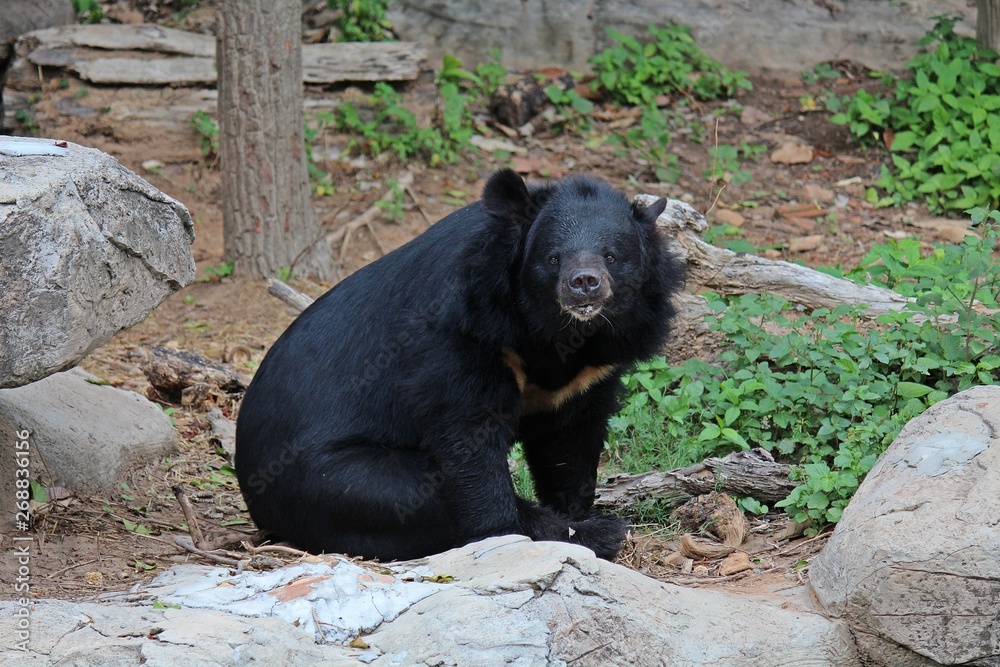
[19, 23, 215, 57]
[595, 448, 797, 512]
[142, 346, 250, 404]
[635, 195, 914, 317]
[17, 24, 427, 86]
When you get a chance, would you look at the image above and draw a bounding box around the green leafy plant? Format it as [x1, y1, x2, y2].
[831, 16, 1000, 212]
[609, 106, 680, 183]
[190, 110, 219, 158]
[71, 0, 103, 23]
[801, 62, 841, 87]
[473, 49, 508, 100]
[509, 442, 536, 500]
[438, 51, 507, 103]
[590, 23, 752, 106]
[611, 208, 1000, 531]
[332, 77, 473, 165]
[202, 261, 234, 281]
[543, 83, 594, 132]
[328, 0, 394, 42]
[376, 178, 406, 223]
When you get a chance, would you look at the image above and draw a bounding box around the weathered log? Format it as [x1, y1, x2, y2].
[635, 195, 913, 317]
[141, 346, 250, 403]
[595, 449, 797, 512]
[19, 23, 215, 57]
[18, 24, 427, 86]
[301, 42, 427, 83]
[74, 55, 216, 85]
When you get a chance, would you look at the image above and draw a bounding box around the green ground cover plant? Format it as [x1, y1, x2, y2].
[328, 0, 394, 42]
[589, 23, 752, 105]
[832, 16, 1000, 213]
[609, 208, 1000, 531]
[326, 54, 504, 166]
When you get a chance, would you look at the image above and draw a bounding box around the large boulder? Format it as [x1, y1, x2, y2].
[0, 368, 178, 528]
[810, 385, 1000, 666]
[388, 0, 973, 74]
[0, 136, 196, 388]
[4, 535, 860, 666]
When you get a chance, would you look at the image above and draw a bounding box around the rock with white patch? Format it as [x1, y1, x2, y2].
[0, 136, 195, 388]
[2, 536, 860, 666]
[810, 385, 1000, 667]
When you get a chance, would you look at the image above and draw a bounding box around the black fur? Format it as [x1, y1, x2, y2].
[235, 169, 685, 561]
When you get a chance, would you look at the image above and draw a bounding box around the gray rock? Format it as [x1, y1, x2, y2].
[388, 0, 973, 74]
[0, 0, 75, 128]
[0, 599, 361, 666]
[0, 136, 195, 388]
[0, 368, 177, 526]
[0, 0, 73, 45]
[1, 536, 859, 666]
[369, 536, 859, 667]
[810, 385, 1000, 667]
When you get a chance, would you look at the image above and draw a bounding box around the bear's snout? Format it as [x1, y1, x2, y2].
[568, 268, 603, 296]
[558, 257, 612, 321]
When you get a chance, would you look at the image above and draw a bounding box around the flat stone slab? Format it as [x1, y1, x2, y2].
[0, 136, 195, 388]
[1, 536, 859, 666]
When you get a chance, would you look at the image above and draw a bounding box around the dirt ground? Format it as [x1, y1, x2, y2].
[0, 43, 958, 605]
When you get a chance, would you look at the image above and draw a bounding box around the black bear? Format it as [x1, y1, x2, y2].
[235, 169, 685, 561]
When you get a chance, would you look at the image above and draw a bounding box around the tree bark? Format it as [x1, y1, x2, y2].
[978, 0, 1000, 52]
[216, 0, 336, 281]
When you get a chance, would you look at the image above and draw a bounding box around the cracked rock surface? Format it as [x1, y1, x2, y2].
[2, 536, 859, 666]
[811, 385, 1000, 667]
[0, 136, 195, 388]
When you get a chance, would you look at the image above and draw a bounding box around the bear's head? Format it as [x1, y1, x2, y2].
[482, 169, 675, 344]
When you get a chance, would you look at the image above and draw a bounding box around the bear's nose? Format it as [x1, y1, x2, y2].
[568, 269, 602, 295]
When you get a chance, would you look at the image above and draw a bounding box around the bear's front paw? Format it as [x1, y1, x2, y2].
[567, 513, 629, 561]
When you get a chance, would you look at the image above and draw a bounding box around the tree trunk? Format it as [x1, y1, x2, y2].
[216, 0, 336, 281]
[978, 0, 1000, 52]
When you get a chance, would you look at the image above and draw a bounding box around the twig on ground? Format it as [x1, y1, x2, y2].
[327, 171, 413, 259]
[173, 536, 242, 566]
[242, 541, 311, 558]
[266, 278, 315, 312]
[46, 558, 99, 579]
[172, 485, 206, 549]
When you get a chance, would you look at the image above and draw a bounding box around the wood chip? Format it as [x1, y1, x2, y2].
[713, 209, 745, 227]
[788, 234, 824, 252]
[778, 203, 827, 218]
[770, 141, 814, 165]
[510, 156, 566, 178]
[719, 551, 754, 576]
[797, 184, 835, 204]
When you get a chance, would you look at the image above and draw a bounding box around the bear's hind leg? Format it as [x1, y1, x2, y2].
[259, 442, 457, 561]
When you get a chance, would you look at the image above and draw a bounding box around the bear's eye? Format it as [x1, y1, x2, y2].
[548, 256, 559, 265]
[605, 253, 616, 263]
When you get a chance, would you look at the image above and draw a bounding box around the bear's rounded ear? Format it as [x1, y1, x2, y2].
[632, 196, 667, 226]
[482, 168, 535, 224]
